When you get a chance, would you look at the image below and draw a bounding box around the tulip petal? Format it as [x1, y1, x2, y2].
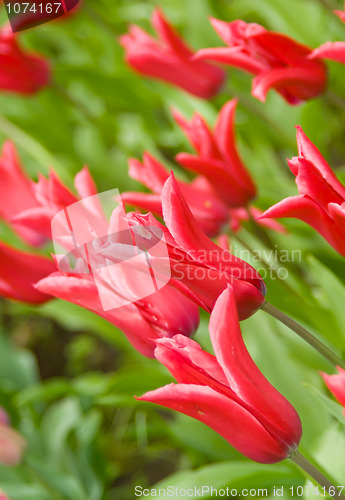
[321, 367, 345, 407]
[36, 273, 160, 357]
[161, 173, 260, 279]
[261, 195, 345, 255]
[310, 41, 345, 64]
[194, 47, 266, 74]
[74, 166, 98, 199]
[138, 383, 288, 463]
[175, 153, 252, 207]
[214, 99, 256, 197]
[121, 192, 163, 216]
[294, 158, 344, 207]
[154, 334, 230, 387]
[209, 287, 302, 450]
[151, 8, 192, 59]
[295, 126, 345, 197]
[252, 66, 327, 103]
[11, 207, 55, 240]
[128, 153, 168, 193]
[172, 109, 219, 159]
[0, 242, 55, 304]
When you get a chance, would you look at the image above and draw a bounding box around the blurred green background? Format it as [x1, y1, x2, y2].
[1, 0, 345, 498]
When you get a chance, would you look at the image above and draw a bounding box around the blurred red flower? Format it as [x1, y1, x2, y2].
[311, 6, 345, 64]
[321, 367, 345, 416]
[0, 24, 50, 94]
[120, 8, 225, 98]
[195, 19, 327, 104]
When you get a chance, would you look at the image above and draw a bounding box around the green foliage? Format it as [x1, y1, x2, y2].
[1, 0, 345, 498]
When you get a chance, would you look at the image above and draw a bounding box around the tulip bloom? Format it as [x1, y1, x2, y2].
[310, 7, 345, 64]
[121, 152, 229, 237]
[0, 140, 98, 244]
[261, 126, 345, 257]
[194, 19, 327, 104]
[174, 99, 256, 207]
[0, 407, 26, 466]
[0, 241, 55, 303]
[102, 174, 266, 319]
[119, 8, 225, 98]
[138, 286, 302, 464]
[0, 24, 50, 94]
[321, 367, 345, 415]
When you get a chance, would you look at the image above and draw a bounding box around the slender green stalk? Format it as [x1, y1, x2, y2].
[291, 451, 345, 497]
[262, 302, 345, 369]
[325, 90, 345, 112]
[246, 208, 276, 250]
[51, 81, 98, 123]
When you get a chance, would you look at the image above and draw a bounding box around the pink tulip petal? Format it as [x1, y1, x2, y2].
[321, 367, 345, 408]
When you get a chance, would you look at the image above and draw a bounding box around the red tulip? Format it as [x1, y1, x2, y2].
[103, 174, 266, 319]
[0, 24, 50, 94]
[194, 19, 327, 104]
[321, 367, 345, 415]
[138, 286, 302, 464]
[121, 152, 229, 237]
[0, 407, 26, 466]
[119, 8, 225, 98]
[261, 126, 345, 256]
[0, 241, 55, 303]
[310, 6, 345, 64]
[174, 99, 256, 207]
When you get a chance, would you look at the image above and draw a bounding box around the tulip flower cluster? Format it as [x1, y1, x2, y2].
[2, 3, 345, 493]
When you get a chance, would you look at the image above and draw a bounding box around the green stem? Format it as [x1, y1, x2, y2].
[325, 90, 345, 112]
[0, 115, 67, 178]
[262, 302, 345, 369]
[51, 81, 98, 123]
[315, 0, 340, 12]
[291, 451, 345, 497]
